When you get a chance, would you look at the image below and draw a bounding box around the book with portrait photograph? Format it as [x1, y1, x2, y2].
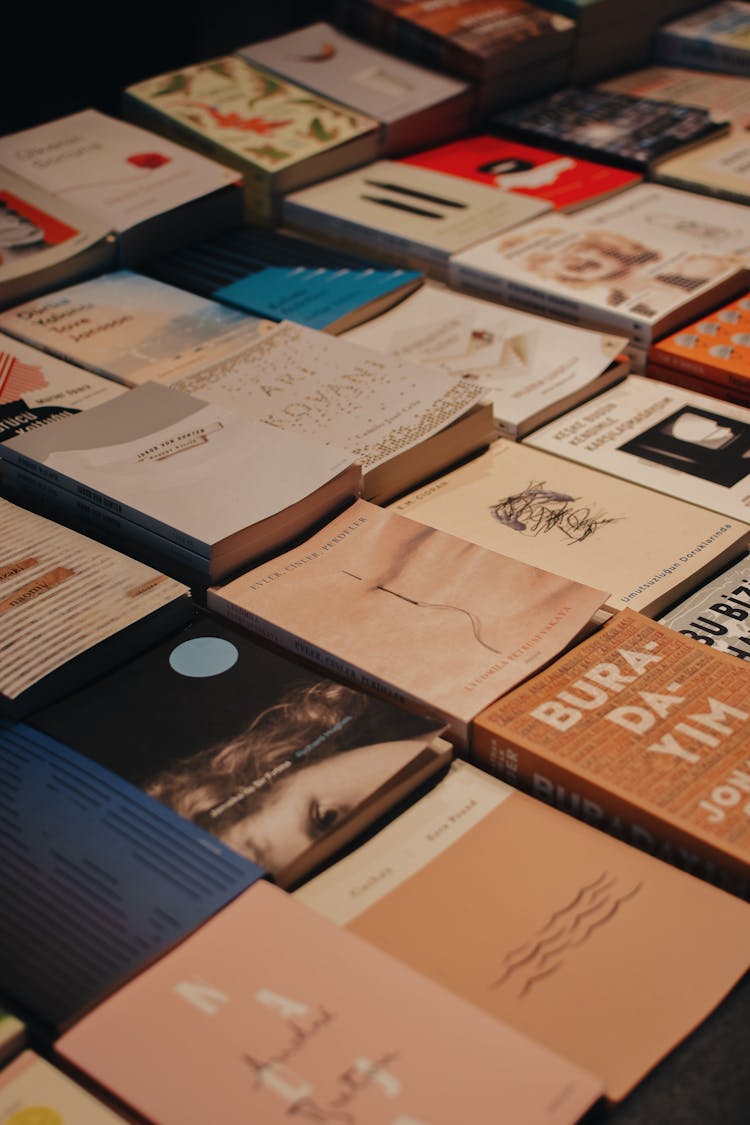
[297, 758, 750, 1101]
[659, 552, 750, 661]
[524, 375, 750, 523]
[32, 610, 453, 890]
[207, 499, 608, 748]
[0, 1052, 128, 1123]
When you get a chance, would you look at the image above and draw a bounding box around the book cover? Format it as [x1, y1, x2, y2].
[649, 292, 750, 394]
[156, 318, 493, 503]
[0, 270, 268, 386]
[0, 721, 264, 1031]
[654, 1, 750, 75]
[298, 759, 750, 1100]
[659, 552, 750, 661]
[472, 608, 750, 893]
[0, 1052, 127, 1123]
[598, 65, 750, 128]
[648, 358, 750, 408]
[33, 609, 452, 888]
[283, 158, 550, 279]
[123, 55, 380, 223]
[207, 499, 608, 748]
[0, 1010, 24, 1065]
[401, 133, 642, 212]
[654, 130, 750, 206]
[491, 88, 730, 173]
[56, 880, 603, 1125]
[343, 281, 629, 438]
[0, 382, 360, 579]
[390, 439, 749, 617]
[0, 167, 116, 309]
[0, 496, 190, 715]
[237, 21, 472, 154]
[524, 374, 750, 523]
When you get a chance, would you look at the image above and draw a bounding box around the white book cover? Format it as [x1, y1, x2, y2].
[343, 283, 628, 437]
[0, 270, 269, 386]
[0, 1051, 126, 1123]
[0, 109, 240, 234]
[0, 331, 124, 419]
[524, 374, 750, 523]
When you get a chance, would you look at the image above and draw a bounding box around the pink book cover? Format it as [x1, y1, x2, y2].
[57, 881, 602, 1125]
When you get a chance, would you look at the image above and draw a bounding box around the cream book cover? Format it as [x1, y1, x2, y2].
[391, 440, 749, 616]
[655, 131, 750, 206]
[0, 1051, 127, 1122]
[297, 759, 750, 1101]
[0, 331, 125, 421]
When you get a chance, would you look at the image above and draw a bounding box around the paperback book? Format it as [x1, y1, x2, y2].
[654, 1, 750, 75]
[0, 109, 244, 266]
[56, 880, 603, 1125]
[0, 1052, 127, 1123]
[0, 496, 190, 716]
[0, 1010, 24, 1065]
[524, 375, 750, 523]
[298, 758, 750, 1100]
[0, 721, 264, 1031]
[207, 498, 608, 748]
[390, 439, 749, 617]
[659, 553, 750, 662]
[0, 382, 361, 584]
[649, 292, 750, 398]
[157, 318, 494, 503]
[283, 158, 550, 280]
[122, 55, 380, 223]
[598, 65, 750, 129]
[33, 610, 452, 888]
[472, 609, 750, 895]
[343, 281, 629, 438]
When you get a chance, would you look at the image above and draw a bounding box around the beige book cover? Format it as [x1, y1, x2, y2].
[390, 440, 750, 616]
[598, 65, 750, 128]
[208, 499, 607, 747]
[0, 1051, 127, 1122]
[655, 131, 750, 206]
[298, 760, 750, 1101]
[0, 331, 125, 422]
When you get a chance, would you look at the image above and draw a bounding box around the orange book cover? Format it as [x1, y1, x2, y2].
[650, 291, 750, 393]
[472, 608, 750, 895]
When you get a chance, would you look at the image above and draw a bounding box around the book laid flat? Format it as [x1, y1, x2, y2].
[297, 759, 750, 1101]
[0, 383, 361, 584]
[32, 610, 452, 888]
[342, 281, 629, 439]
[155, 318, 493, 503]
[0, 721, 264, 1031]
[237, 21, 473, 155]
[472, 608, 750, 896]
[659, 553, 750, 662]
[282, 158, 550, 280]
[0, 167, 116, 309]
[0, 496, 190, 716]
[0, 109, 244, 266]
[491, 88, 730, 174]
[654, 0, 750, 75]
[0, 270, 269, 386]
[122, 55, 380, 224]
[648, 359, 750, 409]
[390, 439, 749, 618]
[143, 223, 423, 333]
[208, 499, 608, 748]
[56, 880, 603, 1125]
[401, 133, 642, 212]
[598, 64, 750, 129]
[649, 292, 750, 398]
[450, 184, 750, 365]
[0, 1052, 127, 1123]
[524, 375, 750, 523]
[0, 1009, 24, 1065]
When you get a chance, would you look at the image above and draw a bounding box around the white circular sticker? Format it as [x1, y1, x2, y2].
[169, 637, 239, 677]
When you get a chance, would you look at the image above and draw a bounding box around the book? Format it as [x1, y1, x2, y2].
[0, 108, 244, 267]
[491, 88, 730, 174]
[0, 382, 361, 585]
[0, 167, 116, 309]
[648, 358, 750, 408]
[122, 55, 380, 224]
[450, 185, 750, 364]
[654, 1, 750, 75]
[283, 158, 550, 280]
[524, 374, 750, 524]
[598, 64, 750, 129]
[154, 318, 494, 503]
[0, 721, 264, 1031]
[56, 880, 603, 1125]
[342, 281, 630, 438]
[297, 758, 750, 1100]
[0, 496, 190, 716]
[32, 609, 453, 889]
[142, 223, 424, 333]
[659, 552, 750, 661]
[237, 21, 473, 155]
[207, 498, 608, 748]
[0, 1052, 127, 1123]
[389, 439, 750, 617]
[535, 1, 657, 83]
[0, 269, 269, 387]
[471, 608, 750, 895]
[653, 130, 750, 207]
[401, 133, 642, 212]
[649, 292, 750, 398]
[0, 1010, 24, 1065]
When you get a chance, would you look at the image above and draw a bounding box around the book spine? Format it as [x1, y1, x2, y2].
[646, 361, 750, 407]
[657, 35, 749, 72]
[648, 350, 750, 394]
